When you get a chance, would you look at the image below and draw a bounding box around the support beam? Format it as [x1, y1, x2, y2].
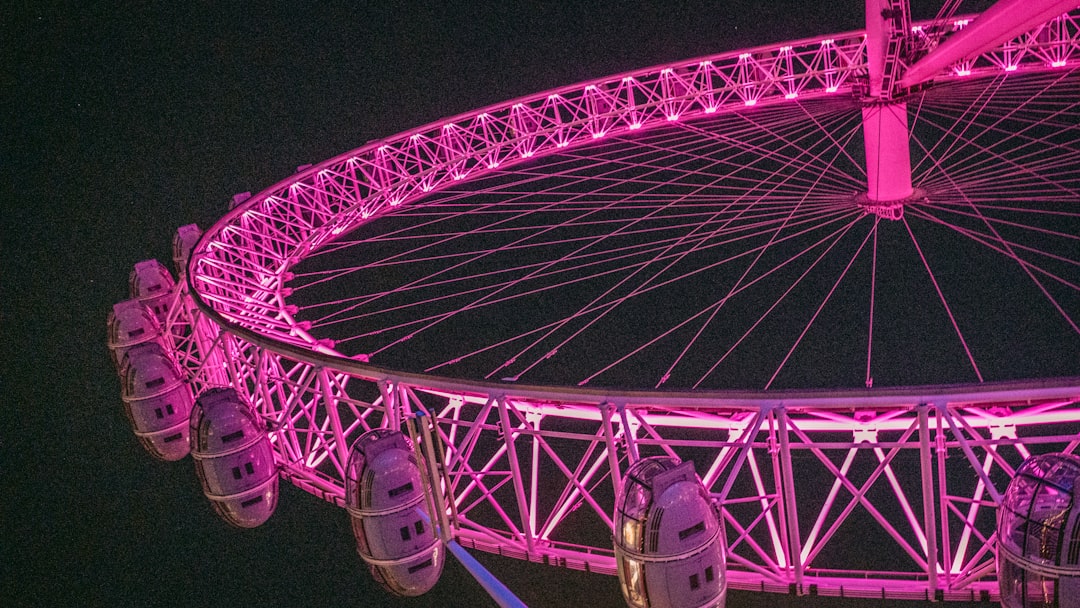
[917, 404, 939, 595]
[497, 396, 535, 549]
[900, 0, 1080, 88]
[865, 0, 892, 96]
[862, 102, 914, 201]
[861, 0, 914, 203]
[777, 408, 804, 589]
[447, 540, 529, 608]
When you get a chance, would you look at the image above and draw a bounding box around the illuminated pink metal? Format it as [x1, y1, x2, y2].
[154, 262, 1080, 602]
[191, 15, 1080, 349]
[900, 0, 1080, 88]
[144, 5, 1080, 604]
[861, 103, 914, 202]
[865, 0, 891, 97]
[862, 0, 914, 202]
[158, 279, 1080, 600]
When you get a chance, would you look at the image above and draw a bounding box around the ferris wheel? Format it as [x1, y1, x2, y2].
[109, 1, 1080, 606]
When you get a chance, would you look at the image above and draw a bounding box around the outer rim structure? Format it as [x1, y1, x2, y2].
[172, 9, 1080, 602]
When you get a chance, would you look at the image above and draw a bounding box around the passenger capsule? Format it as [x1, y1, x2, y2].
[997, 453, 1080, 608]
[614, 457, 726, 608]
[190, 388, 278, 528]
[172, 224, 202, 278]
[345, 429, 443, 597]
[119, 342, 194, 461]
[129, 259, 176, 323]
[107, 299, 164, 372]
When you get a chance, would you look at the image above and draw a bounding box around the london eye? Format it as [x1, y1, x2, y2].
[109, 1, 1080, 605]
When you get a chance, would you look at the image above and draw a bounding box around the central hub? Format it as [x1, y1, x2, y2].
[852, 189, 926, 221]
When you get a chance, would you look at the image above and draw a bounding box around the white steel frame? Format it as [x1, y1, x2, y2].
[168, 7, 1080, 602]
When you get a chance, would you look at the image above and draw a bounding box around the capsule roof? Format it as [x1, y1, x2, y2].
[120, 342, 185, 402]
[346, 429, 423, 513]
[618, 456, 687, 521]
[108, 299, 162, 351]
[172, 224, 202, 277]
[129, 259, 175, 301]
[190, 387, 265, 457]
[615, 457, 720, 556]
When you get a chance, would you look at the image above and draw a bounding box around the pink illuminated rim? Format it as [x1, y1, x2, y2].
[187, 12, 1080, 400]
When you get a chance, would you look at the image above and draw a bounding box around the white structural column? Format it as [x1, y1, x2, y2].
[862, 0, 914, 202]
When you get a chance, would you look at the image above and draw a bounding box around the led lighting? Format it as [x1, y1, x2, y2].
[785, 92, 798, 99]
[744, 99, 757, 106]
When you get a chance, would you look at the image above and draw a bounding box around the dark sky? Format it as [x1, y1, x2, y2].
[2, 2, 1008, 606]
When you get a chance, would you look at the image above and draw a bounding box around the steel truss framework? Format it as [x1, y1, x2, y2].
[165, 292, 1080, 601]
[165, 7, 1080, 603]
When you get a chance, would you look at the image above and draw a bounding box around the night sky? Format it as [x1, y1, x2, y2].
[2, 2, 1010, 606]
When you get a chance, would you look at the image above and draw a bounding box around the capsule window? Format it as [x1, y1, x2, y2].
[400, 526, 411, 541]
[388, 482, 414, 498]
[678, 520, 705, 541]
[232, 467, 243, 480]
[163, 432, 183, 443]
[240, 495, 263, 508]
[689, 573, 700, 590]
[128, 328, 145, 337]
[705, 566, 715, 582]
[245, 462, 254, 475]
[407, 558, 433, 574]
[166, 404, 174, 415]
[146, 377, 166, 389]
[1066, 515, 1080, 565]
[414, 521, 424, 536]
[221, 430, 245, 443]
[155, 408, 165, 419]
